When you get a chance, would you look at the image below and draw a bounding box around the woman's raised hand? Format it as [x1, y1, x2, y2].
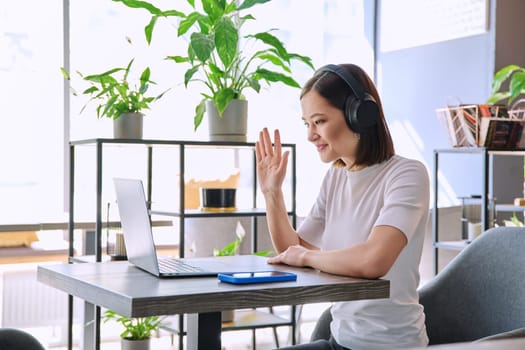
[255, 128, 289, 194]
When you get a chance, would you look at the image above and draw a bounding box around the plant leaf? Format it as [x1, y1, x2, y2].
[190, 32, 215, 62]
[509, 70, 525, 104]
[162, 9, 186, 17]
[237, 0, 271, 11]
[82, 86, 99, 95]
[194, 99, 206, 130]
[202, 0, 226, 22]
[288, 52, 315, 70]
[139, 67, 151, 86]
[144, 16, 158, 44]
[123, 58, 135, 82]
[251, 32, 289, 62]
[245, 76, 261, 92]
[254, 250, 273, 257]
[83, 68, 125, 82]
[255, 52, 289, 72]
[178, 12, 201, 36]
[184, 66, 200, 87]
[215, 17, 238, 68]
[255, 68, 300, 88]
[491, 64, 521, 95]
[112, 0, 163, 15]
[487, 92, 510, 104]
[214, 88, 235, 115]
[165, 55, 190, 63]
[60, 67, 71, 80]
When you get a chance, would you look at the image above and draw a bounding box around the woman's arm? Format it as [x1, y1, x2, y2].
[255, 128, 318, 252]
[268, 225, 407, 279]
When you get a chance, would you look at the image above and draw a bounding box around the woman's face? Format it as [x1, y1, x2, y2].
[301, 90, 359, 165]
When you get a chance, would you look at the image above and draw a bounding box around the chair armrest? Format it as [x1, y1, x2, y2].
[475, 327, 525, 342]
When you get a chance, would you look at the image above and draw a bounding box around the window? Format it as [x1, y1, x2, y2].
[0, 1, 64, 223]
[1, 0, 374, 224]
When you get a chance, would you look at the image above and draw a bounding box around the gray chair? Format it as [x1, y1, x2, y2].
[419, 226, 525, 344]
[310, 227, 525, 345]
[0, 328, 46, 350]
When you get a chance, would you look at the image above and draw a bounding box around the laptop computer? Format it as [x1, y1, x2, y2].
[113, 177, 269, 277]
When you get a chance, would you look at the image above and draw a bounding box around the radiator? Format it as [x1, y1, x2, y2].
[1, 268, 71, 328]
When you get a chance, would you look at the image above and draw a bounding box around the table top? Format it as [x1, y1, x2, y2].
[37, 255, 390, 318]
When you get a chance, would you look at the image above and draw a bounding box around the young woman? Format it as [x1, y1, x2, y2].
[255, 64, 430, 349]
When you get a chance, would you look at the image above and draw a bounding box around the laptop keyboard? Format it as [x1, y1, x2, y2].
[158, 258, 205, 273]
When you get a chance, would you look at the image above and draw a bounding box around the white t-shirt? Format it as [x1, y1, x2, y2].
[298, 155, 430, 349]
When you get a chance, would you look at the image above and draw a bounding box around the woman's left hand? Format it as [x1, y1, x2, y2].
[267, 245, 310, 267]
[255, 128, 289, 195]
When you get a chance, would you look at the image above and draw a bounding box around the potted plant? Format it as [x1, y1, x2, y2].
[113, 0, 314, 141]
[61, 58, 167, 139]
[103, 309, 163, 350]
[488, 64, 525, 106]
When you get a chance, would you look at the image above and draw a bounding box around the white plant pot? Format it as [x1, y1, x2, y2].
[207, 100, 248, 142]
[121, 338, 150, 350]
[113, 112, 144, 139]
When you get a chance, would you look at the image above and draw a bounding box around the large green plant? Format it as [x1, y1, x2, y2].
[113, 0, 314, 130]
[103, 309, 163, 340]
[488, 64, 525, 105]
[61, 58, 166, 119]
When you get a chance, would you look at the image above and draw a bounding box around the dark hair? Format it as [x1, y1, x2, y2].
[301, 63, 395, 168]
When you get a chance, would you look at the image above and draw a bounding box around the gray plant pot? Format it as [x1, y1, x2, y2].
[207, 100, 247, 142]
[121, 338, 150, 350]
[113, 112, 144, 139]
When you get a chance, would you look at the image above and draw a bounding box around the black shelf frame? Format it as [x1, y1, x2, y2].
[67, 138, 297, 350]
[432, 147, 525, 275]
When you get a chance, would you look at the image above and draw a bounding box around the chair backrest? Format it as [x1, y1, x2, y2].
[419, 226, 525, 345]
[0, 328, 45, 350]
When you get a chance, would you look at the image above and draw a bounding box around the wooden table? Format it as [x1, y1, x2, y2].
[37, 255, 389, 350]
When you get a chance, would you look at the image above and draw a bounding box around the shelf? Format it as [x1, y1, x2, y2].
[433, 147, 525, 274]
[160, 309, 292, 335]
[434, 147, 525, 155]
[151, 208, 294, 218]
[70, 246, 179, 264]
[70, 137, 296, 149]
[495, 204, 525, 212]
[69, 138, 298, 349]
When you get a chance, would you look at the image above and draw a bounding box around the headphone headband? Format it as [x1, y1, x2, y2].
[318, 64, 365, 100]
[316, 64, 379, 133]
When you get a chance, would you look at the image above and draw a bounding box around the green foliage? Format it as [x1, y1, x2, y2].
[213, 220, 272, 257]
[488, 64, 525, 105]
[103, 309, 163, 340]
[61, 58, 168, 119]
[503, 212, 525, 227]
[113, 0, 314, 130]
[214, 236, 242, 256]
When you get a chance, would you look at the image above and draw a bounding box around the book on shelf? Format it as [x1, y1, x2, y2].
[478, 104, 525, 147]
[437, 103, 525, 148]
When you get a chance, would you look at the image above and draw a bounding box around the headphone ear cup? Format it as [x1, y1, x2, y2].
[345, 93, 380, 133]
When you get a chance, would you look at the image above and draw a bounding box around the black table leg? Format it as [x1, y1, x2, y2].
[186, 312, 222, 350]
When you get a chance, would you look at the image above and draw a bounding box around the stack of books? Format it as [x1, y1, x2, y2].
[436, 104, 525, 148]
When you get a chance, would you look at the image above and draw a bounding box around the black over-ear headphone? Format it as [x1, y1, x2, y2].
[317, 64, 380, 133]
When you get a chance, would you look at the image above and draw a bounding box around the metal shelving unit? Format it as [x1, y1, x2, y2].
[432, 147, 525, 275]
[67, 138, 298, 350]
